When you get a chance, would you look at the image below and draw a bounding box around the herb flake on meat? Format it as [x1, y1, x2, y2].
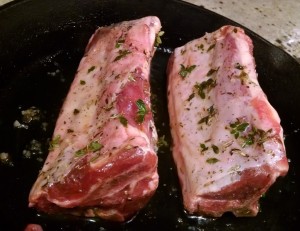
[136, 99, 148, 123]
[75, 141, 103, 157]
[198, 105, 217, 125]
[206, 157, 219, 164]
[179, 64, 196, 78]
[88, 141, 103, 152]
[229, 120, 249, 139]
[119, 115, 128, 127]
[87, 66, 96, 73]
[212, 144, 219, 154]
[229, 119, 273, 147]
[194, 78, 217, 99]
[114, 49, 131, 62]
[200, 143, 209, 152]
[115, 39, 125, 48]
[207, 43, 216, 52]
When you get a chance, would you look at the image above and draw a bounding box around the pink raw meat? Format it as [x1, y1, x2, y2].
[167, 25, 289, 217]
[29, 16, 161, 222]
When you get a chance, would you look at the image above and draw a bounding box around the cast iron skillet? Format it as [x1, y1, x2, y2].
[0, 0, 299, 230]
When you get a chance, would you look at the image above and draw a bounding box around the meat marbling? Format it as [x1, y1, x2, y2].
[167, 25, 289, 217]
[29, 16, 161, 222]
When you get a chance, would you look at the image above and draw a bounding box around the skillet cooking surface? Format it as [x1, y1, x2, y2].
[0, 0, 299, 230]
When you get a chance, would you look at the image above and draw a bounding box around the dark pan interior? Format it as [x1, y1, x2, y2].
[0, 0, 299, 230]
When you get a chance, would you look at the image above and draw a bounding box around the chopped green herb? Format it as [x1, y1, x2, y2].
[196, 44, 204, 50]
[206, 157, 219, 164]
[194, 78, 217, 99]
[200, 143, 209, 152]
[49, 135, 61, 151]
[80, 80, 86, 85]
[211, 144, 219, 154]
[242, 127, 272, 147]
[115, 39, 125, 48]
[75, 149, 86, 157]
[207, 44, 216, 52]
[75, 140, 103, 157]
[179, 64, 196, 78]
[119, 115, 128, 127]
[229, 120, 249, 139]
[155, 31, 164, 47]
[136, 99, 148, 123]
[87, 66, 96, 73]
[241, 135, 255, 148]
[198, 105, 217, 125]
[88, 141, 103, 152]
[229, 120, 272, 148]
[114, 49, 131, 62]
[200, 143, 219, 154]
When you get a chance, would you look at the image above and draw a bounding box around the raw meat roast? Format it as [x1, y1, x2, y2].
[29, 16, 161, 222]
[167, 25, 289, 217]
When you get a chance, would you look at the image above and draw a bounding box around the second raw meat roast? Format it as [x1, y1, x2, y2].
[167, 25, 289, 217]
